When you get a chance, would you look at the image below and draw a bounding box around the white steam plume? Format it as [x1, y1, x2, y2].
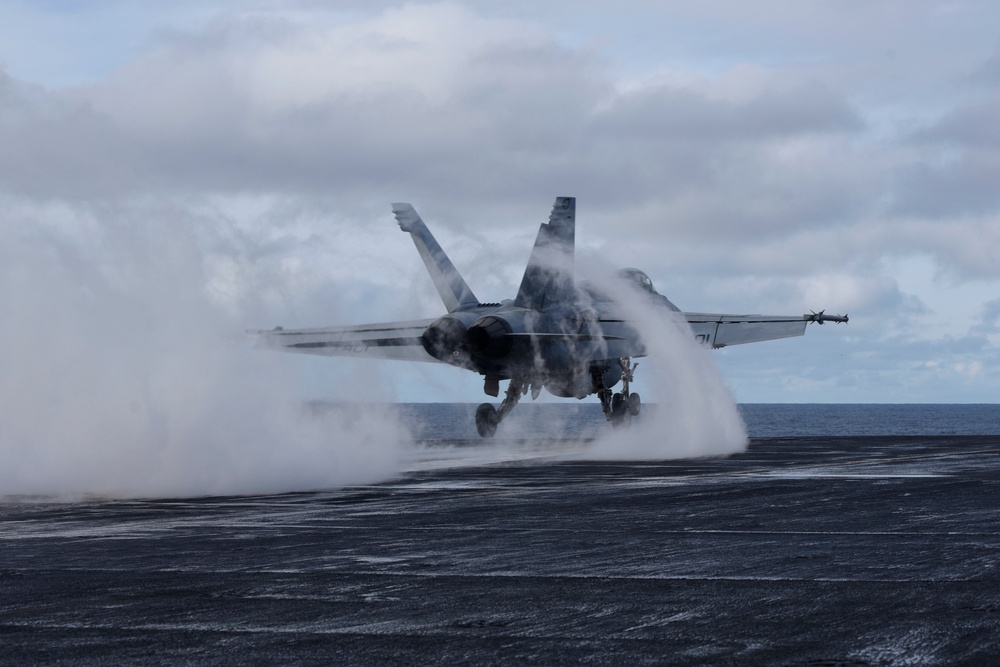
[0, 203, 406, 500]
[579, 261, 748, 459]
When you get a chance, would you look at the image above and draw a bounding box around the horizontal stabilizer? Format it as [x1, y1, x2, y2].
[249, 319, 439, 362]
[392, 203, 479, 313]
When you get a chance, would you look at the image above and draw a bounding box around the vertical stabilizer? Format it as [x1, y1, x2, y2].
[392, 203, 479, 313]
[513, 196, 576, 311]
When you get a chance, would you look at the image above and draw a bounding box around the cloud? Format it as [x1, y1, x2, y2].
[1, 0, 1000, 408]
[0, 199, 409, 498]
[1, 4, 868, 221]
[0, 72, 144, 197]
[53, 4, 601, 198]
[973, 298, 1000, 336]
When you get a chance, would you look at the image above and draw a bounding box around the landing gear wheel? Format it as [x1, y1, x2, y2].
[611, 405, 632, 429]
[628, 392, 641, 416]
[611, 393, 631, 429]
[475, 403, 498, 439]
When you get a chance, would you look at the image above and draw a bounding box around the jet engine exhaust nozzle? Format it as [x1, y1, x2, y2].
[466, 315, 513, 360]
[420, 316, 469, 365]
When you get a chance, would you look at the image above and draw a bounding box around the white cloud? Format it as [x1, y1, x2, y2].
[1, 0, 1000, 408]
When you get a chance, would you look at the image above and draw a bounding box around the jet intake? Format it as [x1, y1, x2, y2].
[466, 315, 513, 360]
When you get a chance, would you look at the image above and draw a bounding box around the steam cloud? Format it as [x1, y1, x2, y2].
[580, 261, 749, 460]
[0, 204, 406, 500]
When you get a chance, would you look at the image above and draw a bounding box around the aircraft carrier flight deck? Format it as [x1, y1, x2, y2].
[3, 434, 1000, 665]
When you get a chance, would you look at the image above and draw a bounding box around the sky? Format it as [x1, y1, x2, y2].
[3, 0, 1000, 404]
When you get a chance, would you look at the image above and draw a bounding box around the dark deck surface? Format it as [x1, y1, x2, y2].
[3, 435, 1000, 665]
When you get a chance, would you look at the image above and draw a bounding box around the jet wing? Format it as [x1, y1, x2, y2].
[684, 313, 823, 348]
[248, 318, 439, 362]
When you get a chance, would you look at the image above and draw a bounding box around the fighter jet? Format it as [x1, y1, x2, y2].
[251, 197, 847, 437]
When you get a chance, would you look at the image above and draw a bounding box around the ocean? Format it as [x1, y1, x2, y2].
[394, 403, 1000, 441]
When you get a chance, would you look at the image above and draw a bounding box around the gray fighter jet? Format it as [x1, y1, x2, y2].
[251, 197, 847, 437]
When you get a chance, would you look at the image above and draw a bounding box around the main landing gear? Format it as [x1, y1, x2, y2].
[475, 376, 527, 438]
[474, 359, 641, 438]
[595, 357, 641, 429]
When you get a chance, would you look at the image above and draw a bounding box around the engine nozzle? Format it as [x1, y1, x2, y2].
[466, 315, 513, 360]
[420, 316, 470, 365]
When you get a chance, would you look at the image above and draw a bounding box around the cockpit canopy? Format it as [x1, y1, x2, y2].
[616, 268, 655, 293]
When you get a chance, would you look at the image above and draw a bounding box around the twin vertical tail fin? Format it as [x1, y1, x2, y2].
[392, 203, 479, 313]
[394, 196, 576, 314]
[513, 196, 576, 311]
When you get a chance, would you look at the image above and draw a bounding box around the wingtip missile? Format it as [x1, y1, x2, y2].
[805, 310, 849, 325]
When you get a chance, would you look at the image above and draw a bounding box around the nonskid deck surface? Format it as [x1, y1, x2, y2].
[3, 435, 1000, 665]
